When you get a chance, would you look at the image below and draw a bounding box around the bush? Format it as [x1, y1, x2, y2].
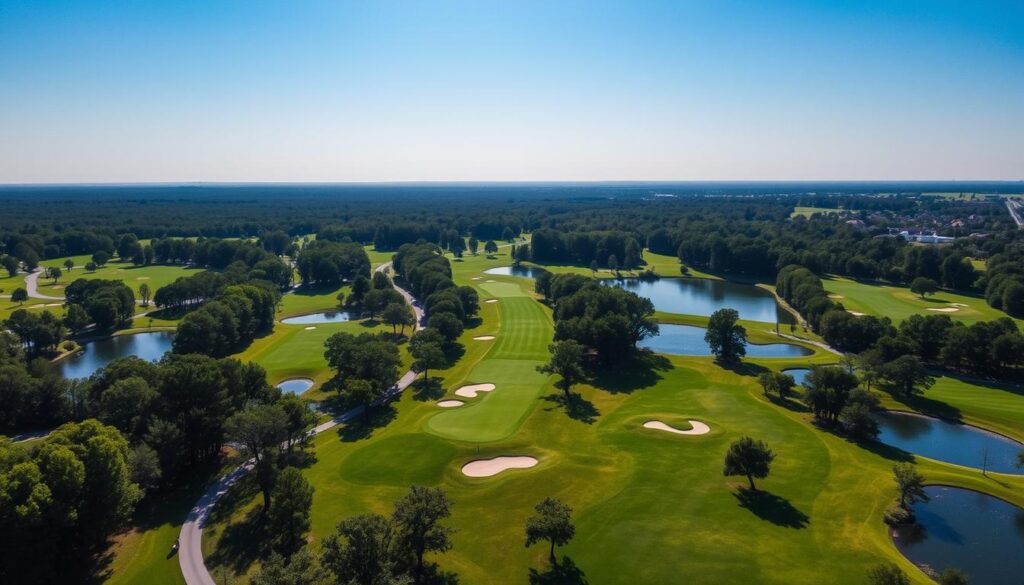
[883, 502, 912, 526]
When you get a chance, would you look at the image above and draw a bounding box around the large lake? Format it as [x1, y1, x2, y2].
[893, 486, 1024, 584]
[57, 331, 175, 379]
[640, 324, 812, 358]
[610, 278, 795, 324]
[874, 411, 1024, 474]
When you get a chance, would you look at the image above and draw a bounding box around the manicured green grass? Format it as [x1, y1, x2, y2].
[115, 246, 1024, 585]
[36, 262, 206, 298]
[790, 206, 843, 218]
[822, 274, 1022, 326]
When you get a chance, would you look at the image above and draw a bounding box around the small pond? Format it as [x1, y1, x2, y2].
[609, 278, 795, 324]
[483, 266, 546, 279]
[640, 324, 812, 358]
[873, 411, 1024, 474]
[893, 486, 1024, 585]
[783, 368, 812, 386]
[277, 378, 314, 394]
[281, 311, 351, 325]
[57, 331, 175, 379]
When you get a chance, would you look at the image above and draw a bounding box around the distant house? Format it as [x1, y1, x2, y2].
[895, 229, 955, 244]
[845, 219, 866, 229]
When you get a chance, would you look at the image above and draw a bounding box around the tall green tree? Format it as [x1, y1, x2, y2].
[226, 404, 288, 512]
[322, 514, 400, 585]
[892, 463, 929, 509]
[867, 563, 911, 585]
[537, 340, 586, 398]
[525, 497, 575, 564]
[268, 467, 314, 557]
[723, 436, 775, 491]
[705, 308, 747, 363]
[392, 486, 454, 583]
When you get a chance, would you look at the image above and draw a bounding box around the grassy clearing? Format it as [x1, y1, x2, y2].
[36, 262, 206, 298]
[525, 250, 718, 280]
[109, 247, 1024, 585]
[822, 274, 1021, 326]
[790, 206, 844, 218]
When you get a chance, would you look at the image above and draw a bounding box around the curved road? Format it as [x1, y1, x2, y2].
[24, 269, 66, 301]
[179, 262, 423, 585]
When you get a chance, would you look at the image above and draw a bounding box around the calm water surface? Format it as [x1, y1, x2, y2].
[874, 411, 1024, 474]
[783, 368, 812, 385]
[277, 378, 314, 394]
[483, 266, 546, 279]
[893, 486, 1024, 584]
[281, 311, 351, 325]
[610, 278, 795, 324]
[640, 324, 812, 357]
[58, 332, 174, 379]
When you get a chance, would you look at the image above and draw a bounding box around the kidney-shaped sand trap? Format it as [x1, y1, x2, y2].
[643, 420, 711, 436]
[927, 307, 959, 313]
[473, 335, 495, 341]
[471, 277, 482, 280]
[304, 326, 317, 330]
[437, 400, 464, 408]
[485, 299, 499, 304]
[455, 383, 496, 398]
[462, 456, 538, 478]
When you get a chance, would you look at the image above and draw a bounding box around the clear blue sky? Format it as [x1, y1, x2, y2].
[1, 0, 1021, 182]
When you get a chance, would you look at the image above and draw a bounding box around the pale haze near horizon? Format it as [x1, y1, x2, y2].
[1, 0, 1022, 183]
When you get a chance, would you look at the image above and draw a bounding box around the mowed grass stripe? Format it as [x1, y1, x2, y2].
[479, 281, 528, 298]
[490, 297, 552, 361]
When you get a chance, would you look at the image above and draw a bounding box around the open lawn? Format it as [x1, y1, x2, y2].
[105, 247, 1024, 585]
[187, 251, 1024, 585]
[790, 206, 844, 218]
[35, 261, 206, 299]
[822, 274, 1022, 326]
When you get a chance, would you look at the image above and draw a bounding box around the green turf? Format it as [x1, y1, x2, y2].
[822, 274, 1022, 326]
[114, 246, 1024, 585]
[35, 261, 207, 298]
[790, 206, 844, 218]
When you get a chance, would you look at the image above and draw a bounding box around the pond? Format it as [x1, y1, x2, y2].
[783, 368, 812, 386]
[640, 324, 812, 358]
[873, 411, 1024, 474]
[57, 331, 175, 379]
[277, 378, 314, 394]
[281, 311, 351, 325]
[609, 278, 796, 324]
[483, 266, 547, 279]
[892, 486, 1024, 584]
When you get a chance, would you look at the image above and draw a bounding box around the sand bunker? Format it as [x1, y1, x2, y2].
[304, 326, 317, 330]
[461, 456, 538, 478]
[485, 279, 497, 283]
[485, 299, 498, 304]
[927, 307, 960, 313]
[455, 383, 496, 398]
[951, 303, 968, 307]
[136, 276, 150, 280]
[643, 420, 711, 436]
[471, 277, 482, 280]
[847, 310, 866, 316]
[828, 294, 843, 299]
[437, 400, 464, 408]
[473, 335, 495, 341]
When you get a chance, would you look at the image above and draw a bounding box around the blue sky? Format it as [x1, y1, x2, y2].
[1, 0, 1021, 182]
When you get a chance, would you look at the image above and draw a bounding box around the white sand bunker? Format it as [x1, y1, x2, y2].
[304, 326, 317, 330]
[828, 294, 843, 299]
[473, 335, 495, 341]
[485, 279, 497, 283]
[437, 400, 464, 408]
[455, 383, 496, 398]
[847, 310, 866, 316]
[927, 307, 960, 313]
[643, 420, 711, 436]
[485, 299, 498, 304]
[136, 276, 150, 280]
[462, 456, 538, 478]
[471, 277, 482, 280]
[951, 303, 968, 307]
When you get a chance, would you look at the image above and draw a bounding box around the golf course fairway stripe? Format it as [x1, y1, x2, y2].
[479, 282, 527, 298]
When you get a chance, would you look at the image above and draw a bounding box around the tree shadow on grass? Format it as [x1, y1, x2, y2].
[412, 377, 445, 401]
[205, 505, 269, 575]
[528, 556, 589, 585]
[589, 351, 671, 394]
[337, 403, 398, 442]
[719, 360, 769, 378]
[541, 391, 599, 424]
[733, 488, 810, 529]
[886, 390, 962, 423]
[766, 394, 810, 413]
[855, 439, 916, 463]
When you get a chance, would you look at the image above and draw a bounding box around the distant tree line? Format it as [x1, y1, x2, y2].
[295, 240, 370, 287]
[529, 228, 644, 269]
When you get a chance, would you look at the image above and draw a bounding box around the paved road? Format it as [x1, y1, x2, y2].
[179, 263, 424, 585]
[1007, 199, 1024, 229]
[24, 269, 66, 301]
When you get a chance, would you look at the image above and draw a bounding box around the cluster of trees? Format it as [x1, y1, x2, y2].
[296, 241, 371, 287]
[538, 273, 658, 364]
[4, 310, 66, 357]
[323, 332, 403, 411]
[0, 332, 71, 431]
[0, 421, 143, 584]
[394, 241, 479, 339]
[529, 228, 644, 269]
[65, 278, 136, 330]
[985, 247, 1024, 317]
[778, 264, 1024, 378]
[801, 366, 882, 440]
[173, 284, 281, 357]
